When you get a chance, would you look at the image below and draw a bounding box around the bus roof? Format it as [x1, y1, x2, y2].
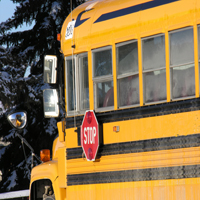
[60, 0, 200, 55]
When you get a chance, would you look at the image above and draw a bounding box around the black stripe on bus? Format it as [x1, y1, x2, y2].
[67, 164, 200, 186]
[65, 98, 200, 129]
[94, 0, 179, 24]
[66, 133, 200, 160]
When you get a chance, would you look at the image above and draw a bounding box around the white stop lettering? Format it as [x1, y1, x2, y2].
[84, 127, 96, 144]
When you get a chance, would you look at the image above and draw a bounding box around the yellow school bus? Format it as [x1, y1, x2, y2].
[28, 0, 200, 199]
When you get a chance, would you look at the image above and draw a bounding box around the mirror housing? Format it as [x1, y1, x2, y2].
[43, 89, 59, 118]
[7, 111, 27, 130]
[44, 55, 57, 84]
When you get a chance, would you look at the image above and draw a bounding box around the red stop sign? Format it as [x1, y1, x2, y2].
[81, 110, 99, 161]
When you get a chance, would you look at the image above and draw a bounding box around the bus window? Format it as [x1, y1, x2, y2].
[142, 34, 166, 103]
[79, 54, 89, 111]
[116, 40, 139, 107]
[92, 46, 114, 109]
[65, 54, 89, 115]
[170, 27, 195, 99]
[66, 57, 76, 113]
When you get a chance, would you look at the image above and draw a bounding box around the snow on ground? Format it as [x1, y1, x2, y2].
[0, 189, 29, 199]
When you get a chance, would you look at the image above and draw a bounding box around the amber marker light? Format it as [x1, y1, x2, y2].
[113, 126, 120, 132]
[57, 33, 61, 41]
[40, 149, 50, 162]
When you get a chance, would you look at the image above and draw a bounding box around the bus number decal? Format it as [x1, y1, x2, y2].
[65, 20, 76, 40]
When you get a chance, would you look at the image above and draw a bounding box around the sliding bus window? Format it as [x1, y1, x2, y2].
[65, 53, 89, 115]
[92, 46, 114, 110]
[66, 57, 76, 113]
[79, 54, 89, 111]
[116, 40, 139, 107]
[142, 34, 166, 103]
[170, 27, 195, 99]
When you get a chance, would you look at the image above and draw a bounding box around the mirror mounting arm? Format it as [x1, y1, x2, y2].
[15, 133, 41, 171]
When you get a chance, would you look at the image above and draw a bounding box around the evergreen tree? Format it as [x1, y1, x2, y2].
[0, 0, 85, 73]
[0, 0, 85, 192]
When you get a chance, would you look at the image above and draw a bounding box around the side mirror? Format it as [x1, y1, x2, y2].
[44, 55, 57, 84]
[43, 89, 59, 118]
[7, 111, 27, 130]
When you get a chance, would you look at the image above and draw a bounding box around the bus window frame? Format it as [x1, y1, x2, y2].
[65, 56, 77, 116]
[197, 25, 200, 95]
[78, 52, 90, 113]
[169, 27, 195, 101]
[65, 53, 90, 116]
[116, 39, 140, 108]
[142, 33, 167, 105]
[92, 46, 114, 112]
